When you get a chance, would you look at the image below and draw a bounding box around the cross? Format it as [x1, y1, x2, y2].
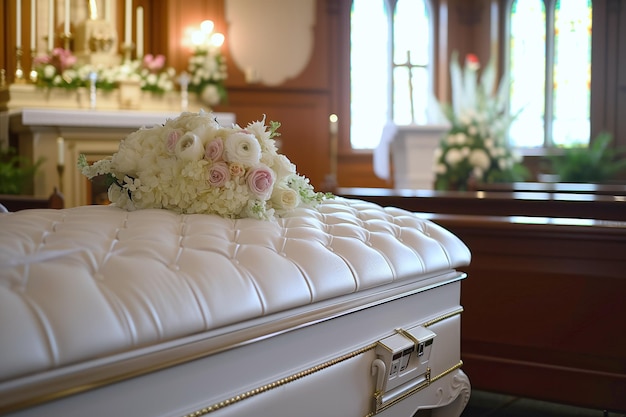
[393, 50, 426, 124]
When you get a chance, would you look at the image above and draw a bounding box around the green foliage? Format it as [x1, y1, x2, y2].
[0, 146, 44, 194]
[549, 133, 626, 182]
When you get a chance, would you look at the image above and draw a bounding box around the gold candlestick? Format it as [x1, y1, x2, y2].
[121, 43, 135, 64]
[29, 50, 38, 83]
[59, 32, 74, 51]
[14, 47, 26, 83]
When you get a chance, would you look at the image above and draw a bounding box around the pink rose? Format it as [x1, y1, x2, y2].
[166, 129, 182, 153]
[207, 162, 230, 188]
[246, 166, 275, 200]
[205, 139, 224, 161]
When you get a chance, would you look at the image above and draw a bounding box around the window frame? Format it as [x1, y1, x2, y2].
[505, 0, 593, 150]
[348, 0, 439, 150]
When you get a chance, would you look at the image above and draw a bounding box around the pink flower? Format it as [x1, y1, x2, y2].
[207, 162, 230, 187]
[205, 139, 224, 161]
[143, 54, 166, 72]
[166, 129, 182, 153]
[247, 166, 275, 200]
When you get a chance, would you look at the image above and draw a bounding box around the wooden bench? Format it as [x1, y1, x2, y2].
[336, 188, 626, 411]
[0, 188, 64, 212]
[337, 187, 626, 221]
[423, 213, 626, 412]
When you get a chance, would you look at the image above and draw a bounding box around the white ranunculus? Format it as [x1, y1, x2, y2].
[435, 163, 447, 174]
[175, 132, 205, 161]
[224, 132, 262, 167]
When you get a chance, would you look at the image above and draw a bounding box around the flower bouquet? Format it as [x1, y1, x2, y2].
[434, 52, 527, 191]
[187, 46, 228, 106]
[78, 110, 332, 220]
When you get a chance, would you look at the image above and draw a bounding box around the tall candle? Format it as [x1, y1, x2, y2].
[124, 0, 132, 46]
[136, 6, 143, 58]
[64, 0, 70, 34]
[16, 0, 22, 48]
[48, 0, 54, 51]
[30, 0, 36, 51]
[104, 0, 110, 21]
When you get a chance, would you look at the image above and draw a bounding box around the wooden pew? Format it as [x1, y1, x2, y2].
[337, 187, 626, 221]
[476, 181, 626, 196]
[0, 188, 64, 211]
[336, 188, 626, 411]
[420, 213, 626, 412]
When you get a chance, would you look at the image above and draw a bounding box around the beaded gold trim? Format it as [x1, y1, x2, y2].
[181, 308, 463, 417]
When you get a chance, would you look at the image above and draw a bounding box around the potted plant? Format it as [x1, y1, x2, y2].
[548, 133, 626, 183]
[0, 146, 44, 194]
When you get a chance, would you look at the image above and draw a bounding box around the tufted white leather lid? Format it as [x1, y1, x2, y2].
[0, 198, 470, 385]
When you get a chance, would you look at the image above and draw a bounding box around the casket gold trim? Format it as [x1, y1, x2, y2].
[181, 308, 464, 417]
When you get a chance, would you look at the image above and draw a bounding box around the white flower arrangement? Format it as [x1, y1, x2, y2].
[434, 52, 527, 190]
[187, 46, 228, 106]
[78, 110, 332, 220]
[33, 49, 175, 93]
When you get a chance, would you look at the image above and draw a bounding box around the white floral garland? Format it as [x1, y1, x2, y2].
[79, 110, 332, 220]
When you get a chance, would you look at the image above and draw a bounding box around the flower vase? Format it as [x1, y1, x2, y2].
[118, 80, 142, 109]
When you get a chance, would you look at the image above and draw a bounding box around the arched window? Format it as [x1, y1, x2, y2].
[508, 0, 592, 148]
[350, 0, 434, 149]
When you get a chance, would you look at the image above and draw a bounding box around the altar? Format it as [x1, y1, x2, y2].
[8, 108, 235, 207]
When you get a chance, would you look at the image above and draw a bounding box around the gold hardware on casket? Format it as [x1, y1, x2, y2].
[180, 308, 464, 417]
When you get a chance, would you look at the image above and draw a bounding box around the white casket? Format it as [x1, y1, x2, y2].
[0, 198, 471, 417]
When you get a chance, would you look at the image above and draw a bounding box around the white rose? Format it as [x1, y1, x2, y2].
[224, 132, 262, 167]
[270, 183, 300, 211]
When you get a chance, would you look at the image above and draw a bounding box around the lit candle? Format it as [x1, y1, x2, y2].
[48, 0, 54, 51]
[30, 0, 36, 52]
[64, 0, 70, 35]
[57, 137, 65, 166]
[124, 0, 132, 46]
[136, 6, 143, 58]
[16, 0, 22, 49]
[329, 114, 338, 177]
